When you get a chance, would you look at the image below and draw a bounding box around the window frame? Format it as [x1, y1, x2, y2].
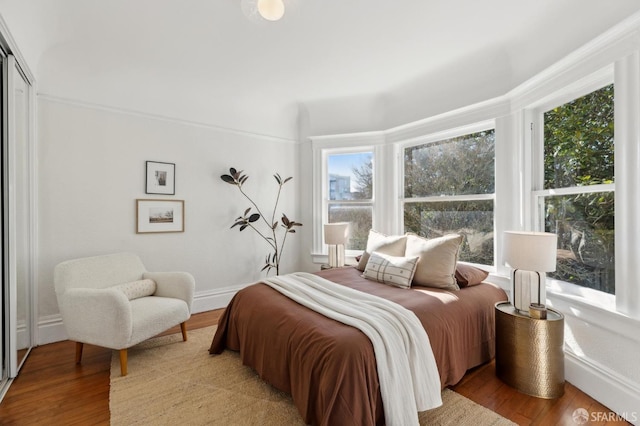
[310, 133, 387, 263]
[399, 120, 497, 269]
[529, 67, 617, 309]
[325, 147, 375, 253]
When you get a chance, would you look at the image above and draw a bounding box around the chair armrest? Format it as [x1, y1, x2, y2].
[58, 288, 133, 349]
[143, 271, 195, 311]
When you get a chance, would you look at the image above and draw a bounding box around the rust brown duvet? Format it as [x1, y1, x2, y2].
[209, 266, 508, 425]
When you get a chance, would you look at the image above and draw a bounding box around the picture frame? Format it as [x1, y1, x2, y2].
[136, 199, 184, 233]
[145, 161, 175, 195]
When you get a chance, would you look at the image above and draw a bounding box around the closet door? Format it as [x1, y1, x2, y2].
[0, 53, 5, 387]
[12, 56, 33, 374]
[2, 54, 34, 380]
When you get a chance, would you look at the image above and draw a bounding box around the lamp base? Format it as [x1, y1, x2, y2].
[512, 269, 546, 312]
[328, 244, 345, 268]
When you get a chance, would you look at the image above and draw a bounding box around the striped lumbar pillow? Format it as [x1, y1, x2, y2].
[363, 251, 419, 289]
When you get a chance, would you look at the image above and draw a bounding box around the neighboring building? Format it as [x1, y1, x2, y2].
[329, 174, 352, 200]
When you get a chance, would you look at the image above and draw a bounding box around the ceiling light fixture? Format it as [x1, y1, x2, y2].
[257, 0, 285, 21]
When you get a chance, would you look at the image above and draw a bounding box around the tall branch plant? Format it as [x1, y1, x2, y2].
[221, 167, 302, 275]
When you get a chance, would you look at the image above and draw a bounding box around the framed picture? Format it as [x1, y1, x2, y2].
[136, 199, 184, 233]
[146, 161, 175, 195]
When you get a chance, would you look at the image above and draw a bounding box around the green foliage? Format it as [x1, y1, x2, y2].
[221, 168, 302, 275]
[404, 130, 495, 197]
[543, 84, 615, 294]
[403, 130, 496, 263]
[405, 200, 494, 264]
[544, 84, 614, 189]
[329, 204, 371, 250]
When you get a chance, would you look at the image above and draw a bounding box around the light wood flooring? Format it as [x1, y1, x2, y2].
[0, 309, 630, 425]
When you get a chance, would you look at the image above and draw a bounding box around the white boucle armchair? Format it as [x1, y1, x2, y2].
[54, 252, 195, 376]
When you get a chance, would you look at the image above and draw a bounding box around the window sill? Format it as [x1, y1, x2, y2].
[544, 279, 640, 344]
[546, 278, 616, 312]
[310, 252, 360, 266]
[491, 273, 639, 343]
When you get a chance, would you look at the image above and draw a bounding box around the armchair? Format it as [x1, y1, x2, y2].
[54, 252, 195, 376]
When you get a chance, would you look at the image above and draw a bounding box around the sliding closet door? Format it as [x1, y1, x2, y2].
[0, 53, 5, 387]
[2, 54, 34, 380]
[12, 57, 32, 373]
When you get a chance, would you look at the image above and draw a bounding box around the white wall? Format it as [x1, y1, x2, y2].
[36, 97, 305, 342]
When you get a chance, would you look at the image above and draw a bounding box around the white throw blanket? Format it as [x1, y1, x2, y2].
[263, 272, 442, 426]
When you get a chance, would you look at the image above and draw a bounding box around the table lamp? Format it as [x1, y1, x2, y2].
[324, 223, 349, 268]
[503, 231, 557, 316]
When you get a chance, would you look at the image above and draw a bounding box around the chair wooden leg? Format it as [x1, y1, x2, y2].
[75, 342, 83, 364]
[119, 349, 128, 376]
[180, 322, 188, 341]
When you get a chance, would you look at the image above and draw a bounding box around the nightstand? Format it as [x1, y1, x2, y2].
[494, 301, 565, 399]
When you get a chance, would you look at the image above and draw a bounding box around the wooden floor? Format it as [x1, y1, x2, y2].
[0, 309, 629, 426]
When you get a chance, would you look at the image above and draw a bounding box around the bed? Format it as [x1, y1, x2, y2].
[209, 265, 508, 425]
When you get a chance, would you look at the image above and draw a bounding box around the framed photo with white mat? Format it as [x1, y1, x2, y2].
[145, 161, 175, 195]
[136, 199, 184, 233]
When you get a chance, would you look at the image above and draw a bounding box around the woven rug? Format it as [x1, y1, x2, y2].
[109, 326, 515, 426]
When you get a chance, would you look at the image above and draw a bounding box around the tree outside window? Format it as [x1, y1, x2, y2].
[542, 84, 615, 294]
[403, 129, 495, 265]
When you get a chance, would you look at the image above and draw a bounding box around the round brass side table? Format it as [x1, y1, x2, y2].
[494, 302, 565, 399]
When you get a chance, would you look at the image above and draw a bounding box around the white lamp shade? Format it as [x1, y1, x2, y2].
[324, 223, 349, 245]
[503, 231, 557, 272]
[257, 0, 285, 21]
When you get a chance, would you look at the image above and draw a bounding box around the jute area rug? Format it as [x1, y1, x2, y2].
[110, 326, 516, 426]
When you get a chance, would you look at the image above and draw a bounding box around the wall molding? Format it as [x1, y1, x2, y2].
[35, 284, 247, 346]
[38, 94, 298, 145]
[565, 351, 640, 422]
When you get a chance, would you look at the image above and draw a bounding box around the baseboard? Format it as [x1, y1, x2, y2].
[36, 284, 247, 346]
[37, 314, 70, 345]
[565, 351, 640, 424]
[190, 284, 246, 314]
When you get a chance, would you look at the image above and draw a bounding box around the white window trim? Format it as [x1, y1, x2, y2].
[527, 65, 639, 317]
[310, 133, 387, 263]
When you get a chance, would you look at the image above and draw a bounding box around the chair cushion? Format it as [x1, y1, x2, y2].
[128, 297, 190, 347]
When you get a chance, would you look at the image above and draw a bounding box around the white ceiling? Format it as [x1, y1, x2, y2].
[1, 0, 640, 140]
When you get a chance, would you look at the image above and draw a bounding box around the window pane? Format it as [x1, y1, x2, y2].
[328, 152, 373, 200]
[544, 192, 615, 294]
[404, 200, 494, 264]
[404, 130, 495, 198]
[544, 84, 614, 189]
[329, 204, 372, 250]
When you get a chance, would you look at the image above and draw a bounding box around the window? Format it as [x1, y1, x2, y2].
[326, 151, 374, 250]
[536, 84, 615, 294]
[403, 128, 495, 265]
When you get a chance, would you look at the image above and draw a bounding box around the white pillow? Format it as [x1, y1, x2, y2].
[112, 279, 156, 300]
[363, 252, 419, 289]
[356, 230, 407, 271]
[405, 233, 463, 290]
